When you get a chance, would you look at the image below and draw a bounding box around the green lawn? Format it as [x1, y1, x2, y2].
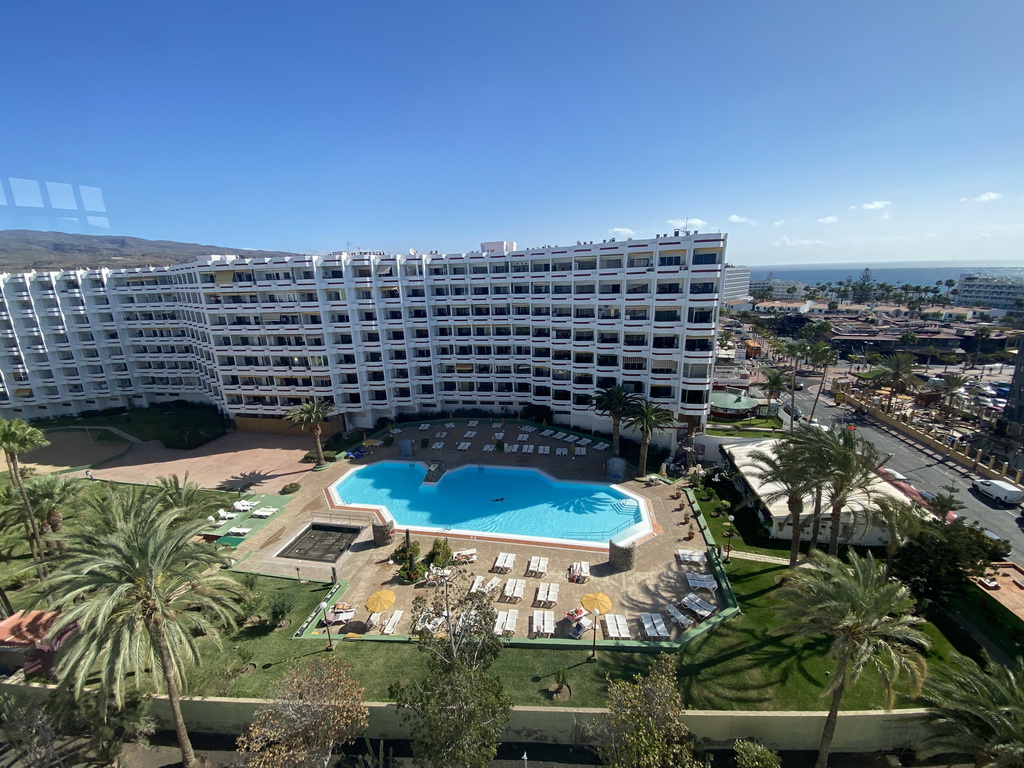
[29, 405, 227, 450]
[855, 369, 887, 381]
[709, 416, 783, 430]
[949, 588, 1024, 659]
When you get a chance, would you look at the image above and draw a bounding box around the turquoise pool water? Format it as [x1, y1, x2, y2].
[329, 462, 643, 542]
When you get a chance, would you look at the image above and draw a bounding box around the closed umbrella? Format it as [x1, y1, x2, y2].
[365, 589, 396, 614]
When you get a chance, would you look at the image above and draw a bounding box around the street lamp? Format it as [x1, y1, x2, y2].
[317, 600, 334, 651]
[589, 608, 600, 661]
[723, 515, 736, 563]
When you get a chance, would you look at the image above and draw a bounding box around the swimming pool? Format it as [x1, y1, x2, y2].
[327, 462, 651, 546]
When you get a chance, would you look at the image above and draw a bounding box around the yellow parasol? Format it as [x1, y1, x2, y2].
[362, 439, 377, 447]
[365, 589, 396, 614]
[580, 592, 612, 616]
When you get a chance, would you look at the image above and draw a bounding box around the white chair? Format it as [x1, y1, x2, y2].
[469, 575, 484, 594]
[381, 610, 404, 635]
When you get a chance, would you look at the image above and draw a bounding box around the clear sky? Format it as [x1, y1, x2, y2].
[2, 0, 1022, 265]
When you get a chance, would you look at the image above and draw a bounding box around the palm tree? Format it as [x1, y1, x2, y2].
[24, 474, 82, 553]
[875, 353, 922, 410]
[938, 373, 966, 410]
[778, 551, 930, 768]
[869, 497, 924, 576]
[284, 400, 337, 467]
[806, 341, 838, 422]
[45, 487, 245, 768]
[155, 472, 205, 514]
[759, 368, 788, 402]
[918, 651, 1024, 768]
[789, 426, 880, 555]
[591, 384, 640, 456]
[0, 418, 50, 576]
[745, 437, 813, 568]
[622, 400, 676, 477]
[783, 340, 810, 431]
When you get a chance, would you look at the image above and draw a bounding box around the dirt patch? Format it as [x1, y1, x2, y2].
[24, 430, 129, 473]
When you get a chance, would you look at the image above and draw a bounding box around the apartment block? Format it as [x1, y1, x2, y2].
[0, 234, 727, 439]
[956, 274, 1024, 310]
[721, 264, 751, 301]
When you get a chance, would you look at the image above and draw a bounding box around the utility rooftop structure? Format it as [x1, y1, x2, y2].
[0, 233, 727, 436]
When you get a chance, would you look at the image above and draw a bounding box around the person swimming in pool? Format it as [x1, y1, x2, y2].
[491, 497, 506, 502]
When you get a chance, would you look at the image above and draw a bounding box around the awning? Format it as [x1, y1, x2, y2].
[14, 389, 31, 396]
[215, 272, 233, 285]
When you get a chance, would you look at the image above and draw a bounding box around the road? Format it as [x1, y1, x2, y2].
[779, 370, 1024, 565]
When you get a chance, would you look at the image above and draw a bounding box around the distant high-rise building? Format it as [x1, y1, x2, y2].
[721, 264, 751, 301]
[749, 277, 809, 299]
[956, 274, 1024, 310]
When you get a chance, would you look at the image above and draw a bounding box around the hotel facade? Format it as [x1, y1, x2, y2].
[0, 233, 727, 443]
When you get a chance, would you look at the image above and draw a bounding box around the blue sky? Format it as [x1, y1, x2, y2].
[2, 0, 1021, 265]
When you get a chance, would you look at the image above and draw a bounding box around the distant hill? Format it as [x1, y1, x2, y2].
[0, 230, 304, 272]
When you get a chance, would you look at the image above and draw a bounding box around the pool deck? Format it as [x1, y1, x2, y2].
[231, 422, 717, 642]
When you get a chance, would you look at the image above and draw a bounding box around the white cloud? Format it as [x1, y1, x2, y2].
[771, 235, 825, 247]
[728, 214, 756, 225]
[608, 227, 636, 238]
[667, 218, 708, 229]
[817, 216, 838, 224]
[960, 192, 1004, 203]
[859, 200, 892, 210]
[773, 220, 786, 227]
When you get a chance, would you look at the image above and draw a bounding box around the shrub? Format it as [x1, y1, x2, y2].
[392, 540, 421, 563]
[265, 593, 290, 627]
[383, 436, 394, 447]
[280, 483, 301, 495]
[301, 450, 318, 463]
[733, 740, 781, 768]
[398, 561, 425, 582]
[428, 538, 453, 568]
[322, 451, 337, 462]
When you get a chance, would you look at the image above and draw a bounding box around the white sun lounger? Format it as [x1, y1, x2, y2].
[518, 433, 529, 441]
[445, 422, 455, 428]
[367, 611, 383, 630]
[494, 432, 504, 440]
[505, 443, 518, 453]
[531, 610, 555, 637]
[565, 435, 579, 444]
[493, 611, 508, 636]
[503, 609, 518, 636]
[664, 603, 694, 629]
[483, 443, 495, 452]
[419, 423, 431, 431]
[503, 578, 526, 603]
[522, 444, 534, 454]
[540, 429, 554, 437]
[381, 610, 404, 635]
[469, 575, 485, 594]
[526, 556, 549, 577]
[676, 549, 708, 565]
[681, 593, 717, 619]
[577, 438, 592, 447]
[491, 422, 501, 429]
[568, 561, 590, 583]
[233, 500, 258, 512]
[687, 573, 719, 591]
[468, 420, 479, 427]
[552, 432, 566, 440]
[226, 527, 252, 537]
[576, 447, 587, 456]
[482, 577, 501, 595]
[251, 507, 278, 518]
[603, 614, 629, 640]
[217, 509, 238, 520]
[556, 447, 568, 456]
[465, 430, 477, 438]
[457, 442, 471, 451]
[432, 442, 445, 450]
[538, 445, 550, 455]
[437, 431, 448, 438]
[594, 442, 610, 451]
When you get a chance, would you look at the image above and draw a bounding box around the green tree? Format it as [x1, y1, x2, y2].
[745, 437, 813, 568]
[595, 653, 709, 768]
[284, 400, 337, 468]
[806, 341, 839, 422]
[718, 329, 733, 347]
[900, 330, 919, 348]
[869, 497, 924, 576]
[733, 740, 782, 768]
[45, 487, 245, 768]
[155, 472, 206, 514]
[623, 399, 676, 477]
[783, 340, 810, 431]
[938, 372, 966, 409]
[24, 473, 82, 554]
[778, 551, 929, 768]
[0, 418, 51, 577]
[390, 574, 511, 768]
[238, 656, 369, 768]
[759, 368, 788, 402]
[592, 384, 641, 457]
[874, 352, 922, 410]
[918, 652, 1024, 768]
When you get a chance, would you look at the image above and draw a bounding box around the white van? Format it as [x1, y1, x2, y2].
[971, 478, 1024, 506]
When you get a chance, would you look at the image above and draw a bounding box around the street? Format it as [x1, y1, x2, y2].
[780, 371, 1024, 565]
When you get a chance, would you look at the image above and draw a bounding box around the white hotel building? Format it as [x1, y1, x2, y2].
[0, 234, 727, 441]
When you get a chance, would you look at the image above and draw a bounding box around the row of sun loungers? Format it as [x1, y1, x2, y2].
[640, 612, 671, 640]
[457, 442, 471, 451]
[492, 552, 516, 573]
[686, 573, 719, 592]
[603, 613, 630, 640]
[535, 581, 559, 607]
[530, 610, 555, 637]
[681, 592, 718, 619]
[664, 603, 695, 630]
[526, 555, 549, 577]
[502, 578, 527, 602]
[493, 609, 519, 636]
[464, 430, 477, 438]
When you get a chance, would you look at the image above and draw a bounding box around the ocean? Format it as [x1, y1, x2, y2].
[748, 261, 1024, 287]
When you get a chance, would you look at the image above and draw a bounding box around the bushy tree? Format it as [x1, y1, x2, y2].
[734, 739, 782, 768]
[238, 656, 368, 768]
[595, 654, 709, 768]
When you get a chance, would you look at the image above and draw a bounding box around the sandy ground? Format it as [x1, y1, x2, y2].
[23, 429, 129, 473]
[84, 431, 314, 492]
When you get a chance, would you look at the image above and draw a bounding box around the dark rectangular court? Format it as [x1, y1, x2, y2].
[278, 524, 361, 563]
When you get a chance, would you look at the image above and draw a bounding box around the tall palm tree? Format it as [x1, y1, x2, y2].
[939, 373, 966, 410]
[778, 551, 930, 768]
[155, 472, 205, 514]
[789, 426, 880, 555]
[759, 368, 788, 402]
[918, 651, 1024, 768]
[869, 497, 924, 576]
[875, 353, 922, 411]
[0, 418, 50, 576]
[622, 400, 676, 477]
[24, 473, 82, 553]
[745, 438, 813, 568]
[284, 400, 337, 467]
[783, 340, 810, 431]
[806, 341, 839, 422]
[45, 487, 245, 768]
[591, 384, 640, 456]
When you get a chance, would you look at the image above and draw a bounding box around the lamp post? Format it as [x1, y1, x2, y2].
[589, 608, 600, 661]
[317, 600, 334, 650]
[723, 515, 736, 563]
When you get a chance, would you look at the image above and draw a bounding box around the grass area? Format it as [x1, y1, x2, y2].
[949, 587, 1024, 659]
[706, 429, 782, 439]
[29, 404, 227, 450]
[695, 480, 793, 560]
[710, 416, 783, 430]
[855, 369, 886, 381]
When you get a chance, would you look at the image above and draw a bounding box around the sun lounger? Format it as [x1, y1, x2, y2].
[453, 548, 477, 564]
[419, 423, 431, 430]
[556, 447, 568, 456]
[217, 509, 238, 520]
[686, 573, 718, 591]
[506, 443, 518, 453]
[431, 442, 444, 450]
[503, 579, 526, 602]
[664, 603, 694, 630]
[483, 444, 495, 452]
[526, 556, 549, 577]
[233, 500, 258, 511]
[465, 430, 477, 438]
[575, 447, 587, 457]
[676, 549, 708, 565]
[415, 611, 446, 633]
[594, 442, 610, 451]
[518, 433, 529, 441]
[569, 616, 592, 640]
[437, 431, 448, 438]
[493, 611, 508, 636]
[565, 435, 579, 444]
[482, 577, 501, 595]
[523, 426, 537, 432]
[469, 575, 485, 594]
[226, 527, 252, 537]
[522, 444, 534, 454]
[251, 506, 278, 518]
[643, 613, 671, 640]
[492, 552, 515, 573]
[577, 438, 592, 447]
[531, 610, 555, 637]
[552, 432, 566, 440]
[538, 445, 550, 455]
[681, 593, 717, 619]
[540, 429, 554, 437]
[445, 422, 455, 428]
[468, 420, 479, 427]
[367, 611, 383, 630]
[457, 442, 471, 451]
[381, 610, 404, 635]
[325, 608, 355, 625]
[494, 432, 504, 440]
[568, 562, 590, 583]
[603, 614, 629, 640]
[491, 423, 501, 429]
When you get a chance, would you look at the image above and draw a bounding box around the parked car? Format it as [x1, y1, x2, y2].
[971, 478, 1024, 507]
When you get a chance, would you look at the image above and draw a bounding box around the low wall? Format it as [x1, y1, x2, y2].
[234, 416, 347, 438]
